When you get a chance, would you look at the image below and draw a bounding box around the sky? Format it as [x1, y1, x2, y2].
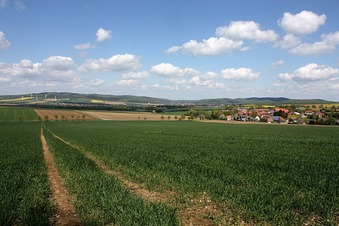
[0, 0, 339, 101]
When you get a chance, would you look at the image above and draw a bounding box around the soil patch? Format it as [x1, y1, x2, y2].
[41, 128, 81, 226]
[35, 109, 98, 121]
[82, 111, 174, 121]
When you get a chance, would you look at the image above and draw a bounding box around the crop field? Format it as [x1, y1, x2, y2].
[0, 107, 37, 121]
[0, 122, 54, 225]
[1, 119, 338, 225]
[43, 121, 339, 225]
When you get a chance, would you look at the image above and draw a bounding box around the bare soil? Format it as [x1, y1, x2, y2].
[82, 110, 174, 121]
[35, 109, 98, 121]
[40, 128, 81, 226]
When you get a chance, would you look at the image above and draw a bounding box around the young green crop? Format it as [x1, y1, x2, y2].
[0, 107, 38, 121]
[43, 127, 178, 225]
[0, 122, 54, 225]
[45, 121, 339, 225]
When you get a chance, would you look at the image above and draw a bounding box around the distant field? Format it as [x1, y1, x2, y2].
[0, 107, 37, 121]
[83, 110, 174, 120]
[34, 109, 98, 121]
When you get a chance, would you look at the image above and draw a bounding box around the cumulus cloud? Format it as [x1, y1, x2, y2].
[0, 56, 77, 83]
[181, 37, 243, 56]
[220, 67, 260, 80]
[278, 11, 326, 36]
[167, 20, 278, 56]
[279, 63, 339, 82]
[150, 63, 199, 77]
[116, 71, 149, 86]
[274, 34, 301, 49]
[289, 31, 339, 55]
[216, 21, 278, 42]
[0, 31, 10, 49]
[78, 54, 140, 72]
[74, 42, 95, 50]
[96, 28, 112, 42]
[122, 71, 149, 79]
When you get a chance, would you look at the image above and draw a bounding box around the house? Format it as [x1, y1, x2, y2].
[304, 110, 314, 116]
[226, 115, 232, 121]
[260, 115, 273, 123]
[272, 116, 286, 123]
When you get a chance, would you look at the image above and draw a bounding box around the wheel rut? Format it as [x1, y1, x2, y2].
[48, 129, 225, 226]
[41, 128, 81, 226]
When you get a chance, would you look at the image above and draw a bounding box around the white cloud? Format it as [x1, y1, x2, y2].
[271, 60, 285, 69]
[289, 42, 335, 55]
[41, 56, 75, 71]
[181, 37, 243, 56]
[74, 42, 95, 50]
[278, 11, 326, 35]
[220, 67, 260, 80]
[165, 46, 182, 54]
[216, 21, 278, 42]
[0, 56, 77, 84]
[96, 28, 112, 42]
[294, 63, 339, 81]
[116, 79, 140, 86]
[331, 83, 339, 90]
[0, 31, 10, 49]
[122, 71, 149, 79]
[78, 54, 140, 72]
[89, 79, 104, 86]
[279, 63, 339, 82]
[278, 73, 294, 80]
[150, 63, 199, 77]
[289, 32, 339, 55]
[275, 34, 301, 49]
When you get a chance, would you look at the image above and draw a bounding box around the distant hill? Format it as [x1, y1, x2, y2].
[0, 92, 335, 106]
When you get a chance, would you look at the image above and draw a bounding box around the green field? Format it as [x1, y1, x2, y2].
[0, 107, 38, 121]
[44, 121, 339, 225]
[1, 119, 338, 225]
[0, 122, 54, 225]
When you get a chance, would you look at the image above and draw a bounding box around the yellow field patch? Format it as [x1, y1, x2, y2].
[91, 99, 105, 103]
[0, 97, 33, 102]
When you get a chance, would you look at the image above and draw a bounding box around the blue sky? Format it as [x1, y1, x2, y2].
[0, 0, 339, 101]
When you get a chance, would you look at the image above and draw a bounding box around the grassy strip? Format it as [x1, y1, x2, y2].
[43, 126, 178, 225]
[46, 121, 339, 225]
[0, 122, 54, 225]
[0, 107, 38, 121]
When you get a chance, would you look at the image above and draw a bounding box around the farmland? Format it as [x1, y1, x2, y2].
[1, 110, 338, 225]
[43, 121, 339, 225]
[0, 107, 37, 121]
[0, 122, 54, 225]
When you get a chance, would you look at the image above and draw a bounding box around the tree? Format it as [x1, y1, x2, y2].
[61, 115, 65, 121]
[44, 115, 49, 121]
[161, 115, 165, 120]
[82, 115, 86, 121]
[211, 109, 222, 119]
[71, 114, 75, 120]
[189, 115, 195, 120]
[180, 115, 186, 120]
[54, 114, 59, 121]
[167, 115, 171, 120]
[174, 115, 178, 120]
[18, 116, 24, 122]
[38, 115, 42, 121]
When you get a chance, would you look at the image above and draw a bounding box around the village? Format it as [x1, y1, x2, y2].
[216, 105, 339, 125]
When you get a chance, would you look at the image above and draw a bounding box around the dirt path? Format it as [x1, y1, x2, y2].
[47, 130, 225, 225]
[40, 128, 81, 226]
